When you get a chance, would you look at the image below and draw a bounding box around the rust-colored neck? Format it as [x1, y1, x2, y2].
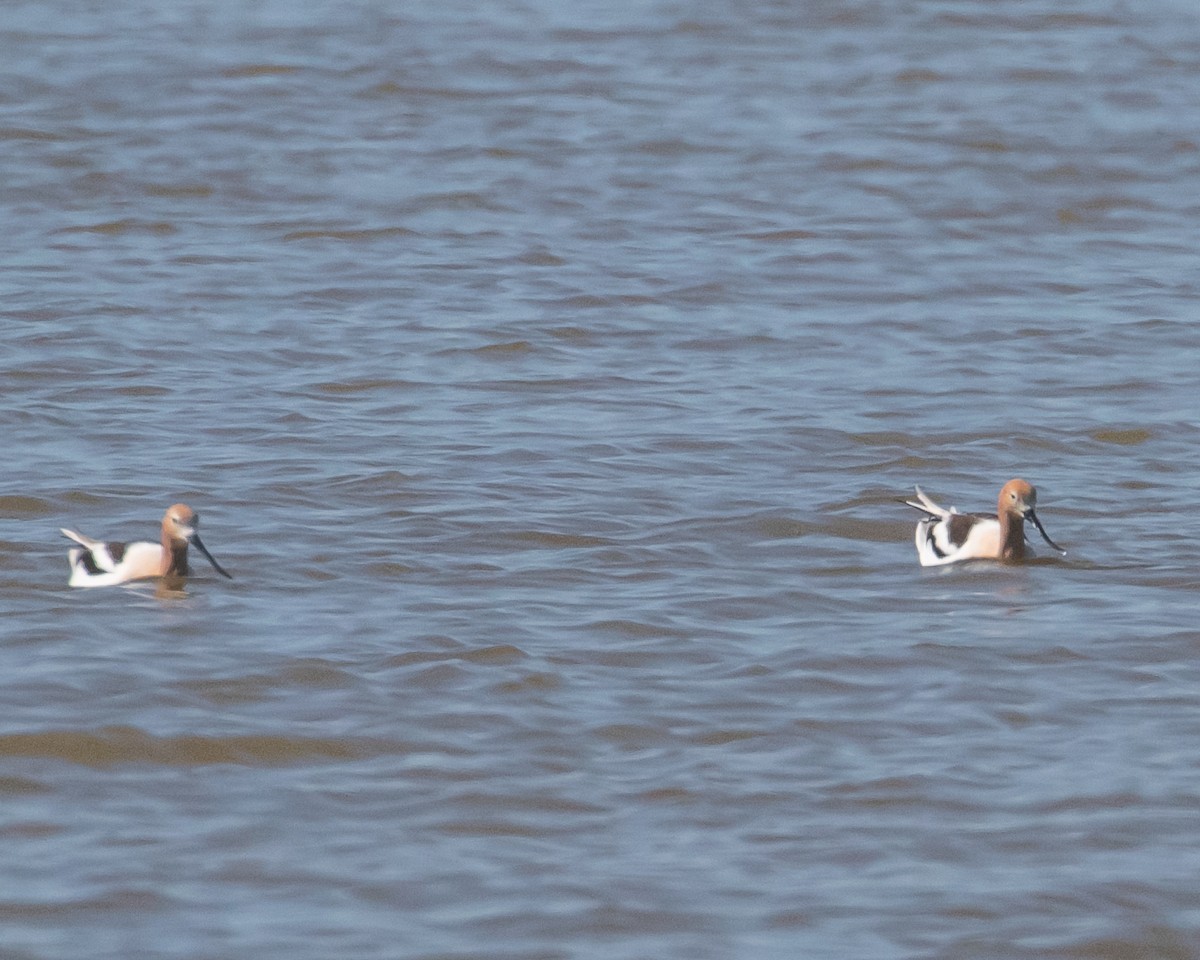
[160, 533, 190, 577]
[997, 511, 1026, 561]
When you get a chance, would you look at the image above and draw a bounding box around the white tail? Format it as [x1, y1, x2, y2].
[60, 528, 100, 549]
[903, 485, 956, 518]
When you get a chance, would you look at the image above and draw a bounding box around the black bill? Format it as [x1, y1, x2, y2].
[1028, 510, 1066, 554]
[193, 534, 234, 579]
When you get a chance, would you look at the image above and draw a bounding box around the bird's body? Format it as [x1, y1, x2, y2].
[63, 503, 232, 587]
[905, 479, 1064, 567]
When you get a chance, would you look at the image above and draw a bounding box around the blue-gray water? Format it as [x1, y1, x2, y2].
[4, 1, 1200, 957]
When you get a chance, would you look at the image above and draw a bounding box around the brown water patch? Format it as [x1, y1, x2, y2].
[895, 68, 945, 84]
[0, 775, 51, 795]
[753, 516, 806, 539]
[144, 182, 213, 198]
[0, 889, 171, 918]
[494, 671, 562, 694]
[1092, 428, 1152, 445]
[115, 385, 170, 397]
[740, 229, 819, 241]
[364, 561, 418, 578]
[0, 820, 63, 838]
[0, 495, 52, 516]
[281, 660, 359, 688]
[282, 226, 416, 242]
[438, 819, 540, 838]
[313, 377, 415, 394]
[0, 126, 65, 141]
[54, 219, 177, 236]
[583, 619, 690, 640]
[691, 728, 761, 746]
[516, 248, 566, 266]
[638, 786, 698, 804]
[592, 723, 672, 749]
[222, 64, 301, 78]
[381, 644, 527, 668]
[472, 340, 534, 357]
[0, 727, 388, 768]
[509, 530, 614, 549]
[178, 675, 275, 707]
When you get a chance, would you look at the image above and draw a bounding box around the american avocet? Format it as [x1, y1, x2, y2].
[904, 478, 1065, 567]
[62, 503, 233, 587]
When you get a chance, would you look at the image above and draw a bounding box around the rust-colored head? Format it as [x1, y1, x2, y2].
[160, 504, 233, 579]
[997, 478, 1036, 519]
[997, 478, 1064, 555]
[162, 503, 198, 545]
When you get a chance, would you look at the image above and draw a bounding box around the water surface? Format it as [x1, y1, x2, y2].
[4, 1, 1200, 957]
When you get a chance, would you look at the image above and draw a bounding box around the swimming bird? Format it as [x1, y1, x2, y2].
[62, 503, 233, 587]
[904, 478, 1065, 567]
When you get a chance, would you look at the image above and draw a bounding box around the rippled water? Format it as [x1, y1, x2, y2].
[5, 0, 1200, 957]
